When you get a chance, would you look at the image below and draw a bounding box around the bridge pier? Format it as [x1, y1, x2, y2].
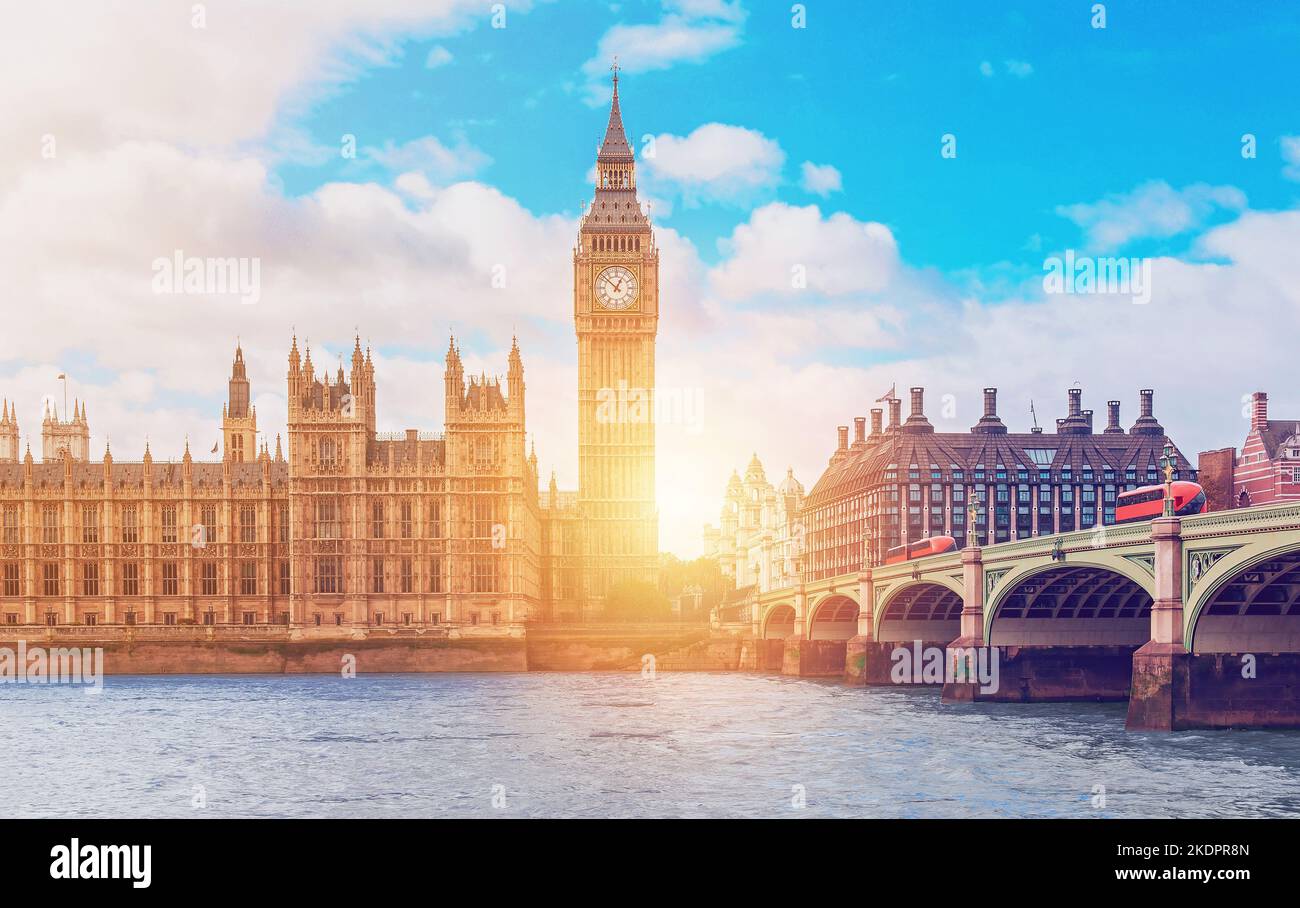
[1126, 517, 1187, 731]
[779, 585, 844, 677]
[942, 546, 989, 702]
[844, 568, 874, 686]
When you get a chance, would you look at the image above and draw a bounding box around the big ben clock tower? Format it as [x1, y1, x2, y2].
[575, 64, 659, 603]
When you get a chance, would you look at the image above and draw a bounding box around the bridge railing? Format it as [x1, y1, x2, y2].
[1180, 501, 1300, 537]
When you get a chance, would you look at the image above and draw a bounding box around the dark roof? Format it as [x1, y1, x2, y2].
[806, 430, 1193, 509]
[598, 81, 633, 161]
[1257, 421, 1300, 459]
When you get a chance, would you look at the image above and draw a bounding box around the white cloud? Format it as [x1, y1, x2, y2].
[800, 161, 842, 197]
[979, 60, 994, 77]
[643, 124, 784, 204]
[709, 203, 900, 300]
[664, 0, 745, 22]
[365, 134, 491, 182]
[1055, 180, 1247, 251]
[0, 1, 536, 191]
[425, 45, 454, 68]
[580, 2, 745, 104]
[1282, 135, 1300, 182]
[1004, 59, 1033, 77]
[10, 0, 1300, 565]
[0, 140, 576, 460]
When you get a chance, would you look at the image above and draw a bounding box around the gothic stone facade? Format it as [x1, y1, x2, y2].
[703, 454, 805, 594]
[573, 67, 660, 601]
[0, 339, 542, 628]
[0, 76, 661, 627]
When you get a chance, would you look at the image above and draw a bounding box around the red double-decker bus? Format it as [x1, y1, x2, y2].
[882, 535, 957, 565]
[1115, 481, 1207, 524]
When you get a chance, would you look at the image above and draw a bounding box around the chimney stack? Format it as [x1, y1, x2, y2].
[902, 386, 934, 433]
[972, 387, 1007, 434]
[1083, 409, 1094, 433]
[1104, 400, 1124, 434]
[1130, 389, 1164, 436]
[1059, 387, 1090, 435]
[853, 416, 866, 446]
[888, 398, 902, 431]
[870, 408, 883, 437]
[837, 425, 849, 451]
[1251, 391, 1268, 432]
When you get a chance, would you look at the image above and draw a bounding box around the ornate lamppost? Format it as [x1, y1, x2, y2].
[967, 495, 981, 547]
[1159, 443, 1176, 518]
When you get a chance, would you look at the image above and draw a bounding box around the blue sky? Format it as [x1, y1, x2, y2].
[5, 0, 1300, 555]
[276, 0, 1300, 273]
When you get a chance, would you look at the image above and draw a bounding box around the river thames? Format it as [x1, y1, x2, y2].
[4, 672, 1300, 818]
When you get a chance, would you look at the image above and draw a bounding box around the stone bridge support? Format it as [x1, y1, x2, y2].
[1126, 517, 1187, 730]
[942, 546, 986, 701]
[844, 569, 877, 686]
[783, 585, 860, 678]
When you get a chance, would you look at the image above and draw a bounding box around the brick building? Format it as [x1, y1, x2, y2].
[802, 386, 1195, 580]
[1198, 391, 1300, 510]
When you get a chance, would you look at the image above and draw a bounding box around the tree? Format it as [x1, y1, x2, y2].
[603, 580, 672, 623]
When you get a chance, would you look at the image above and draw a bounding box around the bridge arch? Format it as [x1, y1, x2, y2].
[808, 593, 860, 641]
[762, 603, 796, 639]
[984, 560, 1154, 647]
[875, 578, 963, 644]
[1186, 542, 1300, 653]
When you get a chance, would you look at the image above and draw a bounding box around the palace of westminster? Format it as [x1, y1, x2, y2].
[0, 72, 660, 629]
[0, 71, 1200, 633]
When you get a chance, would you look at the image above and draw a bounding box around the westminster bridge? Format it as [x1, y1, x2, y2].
[750, 502, 1300, 730]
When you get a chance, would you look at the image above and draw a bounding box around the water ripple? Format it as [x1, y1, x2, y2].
[3, 672, 1300, 817]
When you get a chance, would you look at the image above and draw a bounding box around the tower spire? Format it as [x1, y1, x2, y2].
[598, 59, 633, 162]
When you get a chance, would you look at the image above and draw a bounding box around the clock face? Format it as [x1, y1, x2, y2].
[594, 265, 639, 311]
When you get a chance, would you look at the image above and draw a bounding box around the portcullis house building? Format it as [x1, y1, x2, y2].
[801, 387, 1196, 581]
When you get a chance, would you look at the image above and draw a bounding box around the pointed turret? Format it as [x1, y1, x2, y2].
[598, 62, 634, 163]
[444, 335, 464, 418]
[507, 335, 525, 417]
[224, 341, 257, 462]
[0, 400, 18, 463]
